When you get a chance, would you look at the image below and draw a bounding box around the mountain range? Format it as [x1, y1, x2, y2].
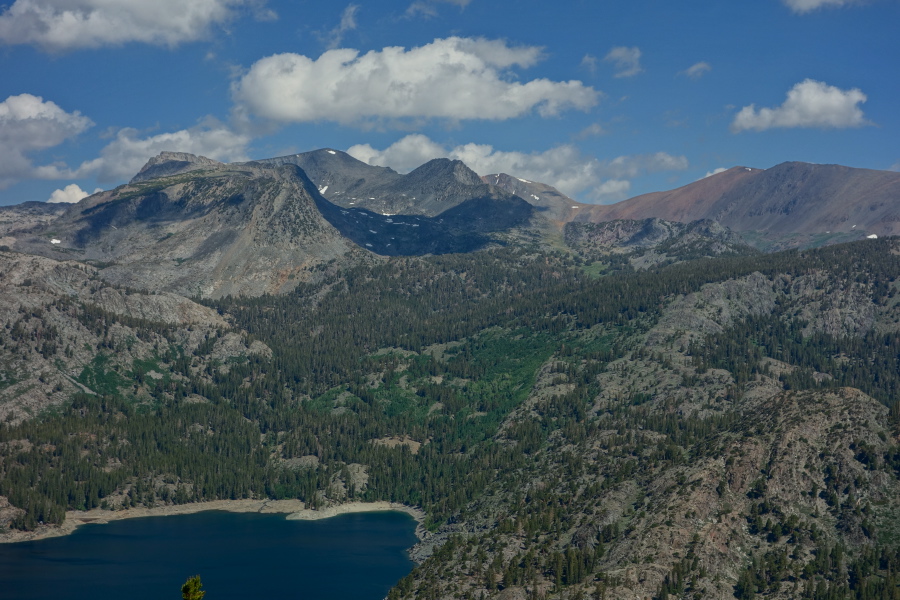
[6, 151, 544, 297]
[3, 151, 896, 299]
[1, 149, 899, 600]
[253, 149, 529, 218]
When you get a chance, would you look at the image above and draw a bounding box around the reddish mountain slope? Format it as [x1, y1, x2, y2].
[575, 162, 900, 236]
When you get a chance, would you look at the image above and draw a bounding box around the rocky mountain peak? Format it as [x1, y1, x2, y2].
[450, 159, 483, 185]
[130, 151, 224, 183]
[145, 151, 219, 166]
[407, 158, 483, 186]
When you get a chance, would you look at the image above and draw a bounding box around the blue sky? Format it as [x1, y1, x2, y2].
[0, 0, 897, 206]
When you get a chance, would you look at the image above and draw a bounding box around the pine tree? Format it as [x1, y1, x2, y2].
[182, 575, 206, 600]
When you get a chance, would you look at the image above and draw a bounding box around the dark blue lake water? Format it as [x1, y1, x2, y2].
[0, 510, 418, 600]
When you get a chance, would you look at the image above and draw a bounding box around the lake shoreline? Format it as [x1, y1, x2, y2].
[0, 500, 427, 545]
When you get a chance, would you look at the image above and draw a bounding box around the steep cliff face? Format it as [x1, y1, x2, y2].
[11, 162, 356, 298]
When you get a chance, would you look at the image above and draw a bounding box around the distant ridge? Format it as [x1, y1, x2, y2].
[8, 152, 896, 294]
[253, 150, 530, 218]
[575, 162, 900, 236]
[6, 151, 539, 295]
[129, 153, 900, 238]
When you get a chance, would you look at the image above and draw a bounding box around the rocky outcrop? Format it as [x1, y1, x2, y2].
[564, 218, 753, 266]
[0, 250, 267, 423]
[565, 218, 686, 249]
[0, 202, 68, 247]
[130, 151, 223, 183]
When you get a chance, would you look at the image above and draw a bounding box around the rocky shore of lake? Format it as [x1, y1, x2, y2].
[0, 499, 427, 549]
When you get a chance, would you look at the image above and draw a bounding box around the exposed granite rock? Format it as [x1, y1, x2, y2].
[130, 151, 223, 183]
[0, 250, 267, 423]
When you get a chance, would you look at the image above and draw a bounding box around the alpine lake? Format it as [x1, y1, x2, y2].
[0, 510, 418, 599]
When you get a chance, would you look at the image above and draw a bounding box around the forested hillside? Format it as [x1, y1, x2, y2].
[1, 237, 899, 599]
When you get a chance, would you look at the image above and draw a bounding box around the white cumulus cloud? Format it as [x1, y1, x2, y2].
[783, 0, 861, 13]
[592, 179, 632, 198]
[35, 120, 251, 182]
[348, 134, 448, 173]
[232, 37, 600, 126]
[731, 79, 869, 132]
[0, 93, 93, 188]
[348, 134, 688, 203]
[0, 0, 263, 51]
[604, 46, 642, 78]
[47, 183, 101, 203]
